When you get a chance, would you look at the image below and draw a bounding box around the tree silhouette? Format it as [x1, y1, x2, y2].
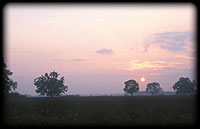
[34, 71, 68, 97]
[192, 80, 197, 92]
[2, 57, 17, 94]
[146, 82, 163, 95]
[123, 80, 139, 96]
[173, 77, 196, 94]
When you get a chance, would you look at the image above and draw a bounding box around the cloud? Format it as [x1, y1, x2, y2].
[175, 55, 194, 60]
[149, 73, 160, 76]
[96, 49, 113, 55]
[163, 67, 176, 71]
[70, 59, 87, 62]
[127, 60, 169, 70]
[145, 31, 194, 52]
[53, 58, 87, 62]
[53, 59, 66, 62]
[122, 60, 187, 71]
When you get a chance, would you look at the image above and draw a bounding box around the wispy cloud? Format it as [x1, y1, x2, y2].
[145, 31, 194, 52]
[53, 58, 87, 62]
[175, 55, 194, 60]
[96, 49, 113, 55]
[149, 73, 160, 76]
[70, 59, 87, 62]
[53, 59, 66, 62]
[163, 67, 176, 71]
[127, 60, 169, 70]
[121, 60, 189, 72]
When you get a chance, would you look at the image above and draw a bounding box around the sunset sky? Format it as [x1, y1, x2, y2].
[4, 3, 196, 95]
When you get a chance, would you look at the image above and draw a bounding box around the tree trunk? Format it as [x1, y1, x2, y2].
[50, 94, 53, 97]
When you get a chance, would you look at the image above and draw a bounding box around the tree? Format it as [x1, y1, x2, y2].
[172, 77, 195, 94]
[146, 82, 163, 95]
[2, 57, 17, 94]
[192, 80, 197, 92]
[34, 71, 68, 97]
[123, 80, 139, 96]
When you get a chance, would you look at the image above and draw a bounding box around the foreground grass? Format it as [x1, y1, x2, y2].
[3, 95, 197, 126]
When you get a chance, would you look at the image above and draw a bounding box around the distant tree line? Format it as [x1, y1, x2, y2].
[2, 58, 197, 97]
[123, 78, 196, 96]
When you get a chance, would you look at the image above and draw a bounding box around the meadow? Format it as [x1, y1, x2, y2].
[3, 94, 197, 127]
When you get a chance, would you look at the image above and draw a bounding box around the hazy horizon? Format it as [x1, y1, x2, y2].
[4, 3, 196, 96]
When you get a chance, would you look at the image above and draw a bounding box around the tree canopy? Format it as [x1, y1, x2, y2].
[2, 57, 17, 94]
[146, 82, 163, 95]
[123, 80, 139, 96]
[172, 77, 196, 94]
[34, 71, 68, 97]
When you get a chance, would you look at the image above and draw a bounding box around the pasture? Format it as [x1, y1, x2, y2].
[3, 95, 197, 127]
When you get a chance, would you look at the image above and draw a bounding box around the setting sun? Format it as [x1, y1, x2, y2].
[141, 77, 145, 82]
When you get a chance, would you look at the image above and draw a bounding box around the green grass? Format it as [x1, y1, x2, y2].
[3, 95, 197, 126]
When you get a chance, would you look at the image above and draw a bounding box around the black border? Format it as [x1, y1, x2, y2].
[0, 1, 199, 129]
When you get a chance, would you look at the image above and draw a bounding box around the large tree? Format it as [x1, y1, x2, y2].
[34, 71, 68, 97]
[123, 80, 139, 96]
[146, 82, 163, 95]
[2, 58, 17, 94]
[172, 77, 196, 94]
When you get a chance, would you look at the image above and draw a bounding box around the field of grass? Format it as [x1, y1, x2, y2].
[3, 95, 197, 127]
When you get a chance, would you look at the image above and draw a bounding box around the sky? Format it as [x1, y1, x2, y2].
[4, 3, 196, 96]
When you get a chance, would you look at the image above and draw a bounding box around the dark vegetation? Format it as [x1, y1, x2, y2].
[123, 80, 139, 96]
[34, 71, 68, 97]
[173, 77, 196, 95]
[146, 82, 163, 95]
[2, 58, 197, 127]
[2, 57, 17, 94]
[4, 95, 197, 127]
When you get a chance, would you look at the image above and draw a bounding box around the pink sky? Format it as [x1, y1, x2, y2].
[4, 4, 196, 95]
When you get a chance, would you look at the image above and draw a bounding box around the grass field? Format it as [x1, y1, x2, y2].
[3, 95, 197, 127]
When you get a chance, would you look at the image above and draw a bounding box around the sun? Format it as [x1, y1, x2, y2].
[140, 77, 145, 82]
